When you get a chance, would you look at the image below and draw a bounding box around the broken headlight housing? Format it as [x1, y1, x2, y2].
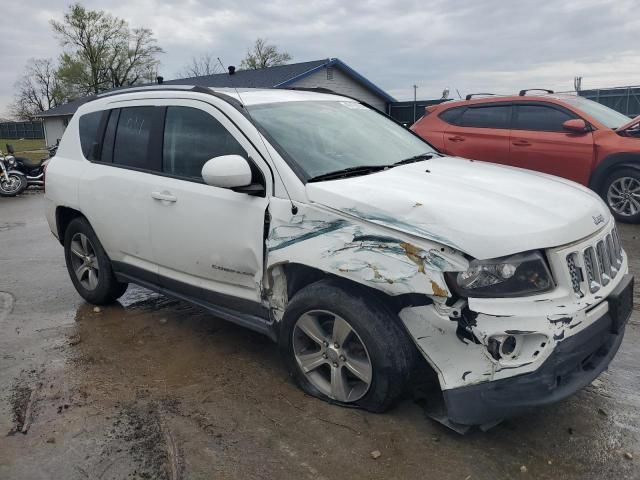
[448, 251, 554, 298]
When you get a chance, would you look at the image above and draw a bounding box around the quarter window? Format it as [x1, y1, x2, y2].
[78, 111, 106, 160]
[514, 105, 575, 132]
[439, 106, 466, 125]
[458, 105, 511, 129]
[113, 107, 156, 169]
[162, 106, 246, 179]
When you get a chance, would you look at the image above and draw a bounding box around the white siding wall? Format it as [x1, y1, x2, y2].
[43, 117, 70, 146]
[290, 67, 387, 111]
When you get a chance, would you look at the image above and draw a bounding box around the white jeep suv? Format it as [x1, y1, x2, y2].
[45, 85, 634, 428]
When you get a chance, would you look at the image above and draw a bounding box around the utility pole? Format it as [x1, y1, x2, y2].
[413, 84, 418, 123]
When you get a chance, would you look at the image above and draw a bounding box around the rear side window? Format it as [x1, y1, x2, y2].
[162, 106, 246, 179]
[458, 105, 511, 129]
[439, 106, 466, 125]
[78, 111, 106, 160]
[113, 107, 156, 169]
[514, 105, 575, 132]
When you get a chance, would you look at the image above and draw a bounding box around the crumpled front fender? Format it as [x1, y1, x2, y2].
[264, 198, 468, 318]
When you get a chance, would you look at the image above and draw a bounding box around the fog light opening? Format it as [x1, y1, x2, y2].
[500, 335, 517, 357]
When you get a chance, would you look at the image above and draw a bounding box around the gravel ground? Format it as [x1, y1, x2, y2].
[1, 191, 638, 480]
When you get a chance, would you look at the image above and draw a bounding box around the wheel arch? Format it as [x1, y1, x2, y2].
[269, 262, 434, 318]
[55, 206, 86, 245]
[589, 152, 640, 194]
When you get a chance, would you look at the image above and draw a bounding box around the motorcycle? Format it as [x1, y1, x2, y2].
[0, 149, 27, 197]
[6, 143, 49, 189]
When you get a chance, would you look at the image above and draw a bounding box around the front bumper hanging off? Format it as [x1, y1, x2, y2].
[443, 274, 634, 427]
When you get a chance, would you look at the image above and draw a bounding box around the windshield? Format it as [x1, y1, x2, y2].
[247, 100, 436, 180]
[562, 96, 632, 129]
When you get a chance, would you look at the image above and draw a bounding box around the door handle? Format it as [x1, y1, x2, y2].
[512, 140, 531, 146]
[448, 135, 465, 142]
[151, 191, 177, 203]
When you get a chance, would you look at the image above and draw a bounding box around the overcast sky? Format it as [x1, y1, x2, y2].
[2, 0, 639, 117]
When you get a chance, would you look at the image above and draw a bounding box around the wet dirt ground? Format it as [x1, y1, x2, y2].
[1, 191, 639, 480]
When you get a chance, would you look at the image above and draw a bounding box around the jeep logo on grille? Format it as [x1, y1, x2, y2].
[592, 214, 605, 225]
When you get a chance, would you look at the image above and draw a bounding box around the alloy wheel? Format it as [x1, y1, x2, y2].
[0, 175, 23, 194]
[607, 176, 640, 217]
[292, 310, 372, 403]
[69, 233, 100, 290]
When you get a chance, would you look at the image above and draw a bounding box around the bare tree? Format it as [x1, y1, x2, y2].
[51, 3, 163, 95]
[10, 58, 66, 120]
[178, 53, 222, 78]
[108, 27, 163, 87]
[239, 38, 291, 70]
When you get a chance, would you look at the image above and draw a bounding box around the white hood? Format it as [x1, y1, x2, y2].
[305, 157, 610, 259]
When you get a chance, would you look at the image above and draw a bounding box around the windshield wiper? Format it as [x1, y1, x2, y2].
[393, 152, 441, 166]
[307, 165, 390, 182]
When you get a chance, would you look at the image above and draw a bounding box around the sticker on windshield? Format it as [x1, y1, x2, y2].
[340, 101, 369, 110]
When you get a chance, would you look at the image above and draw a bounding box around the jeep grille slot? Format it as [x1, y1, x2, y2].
[566, 253, 584, 297]
[584, 247, 601, 293]
[596, 241, 611, 287]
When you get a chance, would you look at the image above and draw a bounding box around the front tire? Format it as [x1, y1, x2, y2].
[602, 168, 640, 223]
[64, 217, 128, 304]
[0, 173, 27, 197]
[279, 279, 416, 412]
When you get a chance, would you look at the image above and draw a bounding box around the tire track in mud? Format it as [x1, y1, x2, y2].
[107, 400, 185, 480]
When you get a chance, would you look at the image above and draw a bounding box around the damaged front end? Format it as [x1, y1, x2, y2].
[400, 221, 632, 429]
[262, 197, 632, 430]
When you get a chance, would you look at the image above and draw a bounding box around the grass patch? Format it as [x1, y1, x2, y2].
[0, 138, 47, 162]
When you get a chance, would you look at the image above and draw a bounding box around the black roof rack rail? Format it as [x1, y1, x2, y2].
[519, 88, 554, 96]
[465, 93, 495, 101]
[83, 84, 245, 109]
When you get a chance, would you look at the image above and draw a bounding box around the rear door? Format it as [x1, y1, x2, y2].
[442, 103, 512, 164]
[510, 102, 594, 184]
[79, 105, 161, 284]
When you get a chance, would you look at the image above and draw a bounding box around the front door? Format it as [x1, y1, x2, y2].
[509, 103, 595, 185]
[147, 101, 270, 309]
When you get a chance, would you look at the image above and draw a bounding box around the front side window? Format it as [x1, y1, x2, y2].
[78, 110, 106, 160]
[513, 105, 575, 132]
[458, 105, 511, 129]
[162, 106, 246, 179]
[248, 101, 435, 180]
[113, 107, 155, 169]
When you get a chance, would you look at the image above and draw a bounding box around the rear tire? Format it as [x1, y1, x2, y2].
[64, 217, 128, 304]
[279, 279, 416, 413]
[602, 168, 640, 223]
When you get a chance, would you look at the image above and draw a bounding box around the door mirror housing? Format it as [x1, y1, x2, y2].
[202, 155, 252, 189]
[563, 118, 589, 133]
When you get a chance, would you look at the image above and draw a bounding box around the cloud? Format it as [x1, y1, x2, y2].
[1, 0, 638, 116]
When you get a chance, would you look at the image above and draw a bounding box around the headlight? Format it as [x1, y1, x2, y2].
[447, 251, 554, 298]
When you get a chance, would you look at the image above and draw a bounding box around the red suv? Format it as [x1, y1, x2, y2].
[412, 90, 640, 222]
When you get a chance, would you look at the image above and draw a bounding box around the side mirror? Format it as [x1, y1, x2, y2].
[563, 119, 589, 133]
[202, 155, 252, 189]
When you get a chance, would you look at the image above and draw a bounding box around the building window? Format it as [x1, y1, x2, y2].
[326, 66, 333, 80]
